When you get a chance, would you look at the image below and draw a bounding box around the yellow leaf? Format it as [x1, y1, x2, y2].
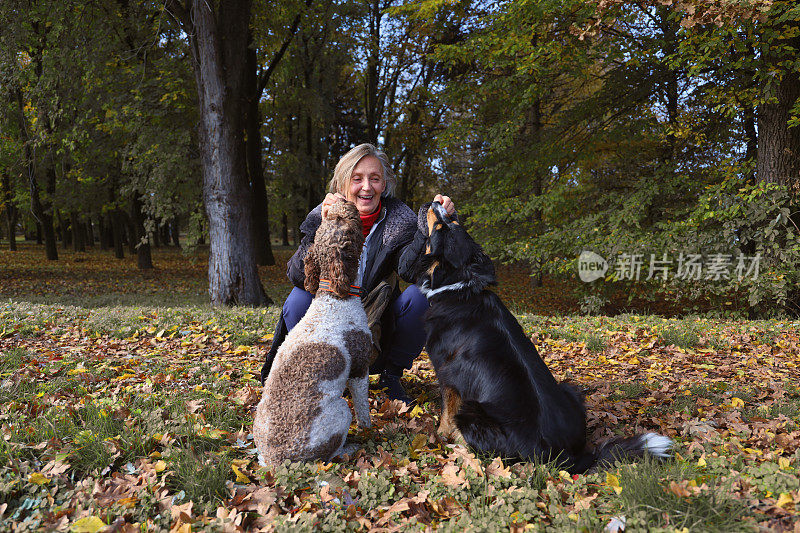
[71, 516, 107, 533]
[606, 472, 622, 494]
[201, 427, 227, 439]
[776, 493, 794, 509]
[411, 434, 427, 451]
[233, 345, 251, 355]
[629, 357, 640, 365]
[154, 460, 166, 473]
[29, 472, 50, 485]
[68, 367, 88, 375]
[730, 397, 744, 408]
[231, 464, 250, 483]
[697, 454, 707, 467]
[409, 404, 424, 418]
[778, 457, 791, 470]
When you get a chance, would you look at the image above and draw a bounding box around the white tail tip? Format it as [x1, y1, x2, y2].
[641, 432, 673, 458]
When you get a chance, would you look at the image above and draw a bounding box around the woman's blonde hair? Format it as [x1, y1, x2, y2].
[328, 143, 395, 197]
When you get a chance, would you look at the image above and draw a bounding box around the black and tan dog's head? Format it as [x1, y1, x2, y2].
[304, 201, 364, 298]
[416, 201, 496, 295]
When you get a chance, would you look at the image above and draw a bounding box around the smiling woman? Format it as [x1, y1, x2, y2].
[260, 143, 455, 405]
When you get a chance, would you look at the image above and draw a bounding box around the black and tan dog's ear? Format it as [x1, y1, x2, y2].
[303, 243, 320, 294]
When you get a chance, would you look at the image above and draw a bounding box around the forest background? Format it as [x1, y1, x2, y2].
[2, 2, 800, 531]
[1, 0, 799, 315]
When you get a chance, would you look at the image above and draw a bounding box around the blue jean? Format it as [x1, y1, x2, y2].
[282, 284, 428, 374]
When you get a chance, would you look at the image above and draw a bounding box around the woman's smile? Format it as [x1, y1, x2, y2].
[347, 155, 385, 215]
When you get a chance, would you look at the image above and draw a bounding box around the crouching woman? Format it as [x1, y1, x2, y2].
[259, 143, 455, 404]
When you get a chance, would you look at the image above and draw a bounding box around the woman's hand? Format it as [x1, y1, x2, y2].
[322, 192, 347, 218]
[433, 194, 455, 216]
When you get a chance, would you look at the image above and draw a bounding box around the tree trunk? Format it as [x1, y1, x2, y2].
[743, 106, 758, 185]
[6, 211, 17, 251]
[85, 218, 94, 247]
[14, 88, 56, 259]
[171, 217, 181, 247]
[122, 210, 136, 255]
[35, 222, 42, 245]
[37, 169, 58, 260]
[71, 212, 85, 252]
[179, 0, 269, 305]
[98, 215, 110, 251]
[131, 196, 153, 269]
[757, 60, 800, 193]
[58, 210, 72, 249]
[245, 40, 275, 266]
[2, 171, 17, 251]
[281, 212, 289, 246]
[112, 210, 125, 259]
[364, 0, 381, 144]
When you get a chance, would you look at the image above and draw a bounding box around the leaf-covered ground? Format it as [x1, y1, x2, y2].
[1, 245, 799, 531]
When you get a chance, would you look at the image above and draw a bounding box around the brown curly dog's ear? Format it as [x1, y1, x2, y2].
[329, 247, 355, 298]
[330, 250, 350, 298]
[304, 243, 320, 294]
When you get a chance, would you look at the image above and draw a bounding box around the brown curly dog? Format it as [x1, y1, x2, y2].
[253, 201, 373, 464]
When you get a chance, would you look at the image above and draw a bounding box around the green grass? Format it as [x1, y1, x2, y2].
[166, 447, 232, 506]
[583, 333, 606, 353]
[660, 324, 701, 348]
[613, 381, 648, 400]
[0, 347, 28, 372]
[547, 327, 580, 342]
[616, 458, 751, 532]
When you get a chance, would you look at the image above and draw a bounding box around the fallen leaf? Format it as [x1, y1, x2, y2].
[232, 464, 250, 483]
[29, 472, 50, 485]
[440, 463, 466, 487]
[606, 472, 622, 494]
[776, 493, 794, 510]
[71, 516, 107, 533]
[486, 457, 511, 478]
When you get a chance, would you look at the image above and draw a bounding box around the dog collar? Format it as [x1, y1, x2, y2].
[319, 279, 361, 297]
[419, 280, 471, 299]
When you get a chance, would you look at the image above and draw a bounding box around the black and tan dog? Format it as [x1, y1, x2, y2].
[416, 202, 672, 473]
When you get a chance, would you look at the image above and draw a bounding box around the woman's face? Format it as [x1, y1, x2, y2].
[346, 155, 385, 215]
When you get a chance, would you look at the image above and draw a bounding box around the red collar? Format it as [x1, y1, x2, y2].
[319, 279, 361, 297]
[360, 201, 382, 237]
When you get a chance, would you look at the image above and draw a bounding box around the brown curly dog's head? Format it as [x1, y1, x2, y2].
[304, 201, 365, 298]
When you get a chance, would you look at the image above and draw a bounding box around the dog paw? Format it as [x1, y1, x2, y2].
[449, 429, 467, 447]
[335, 442, 361, 459]
[437, 425, 467, 446]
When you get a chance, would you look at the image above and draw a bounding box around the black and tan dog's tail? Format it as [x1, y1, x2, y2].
[591, 433, 673, 470]
[569, 433, 673, 474]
